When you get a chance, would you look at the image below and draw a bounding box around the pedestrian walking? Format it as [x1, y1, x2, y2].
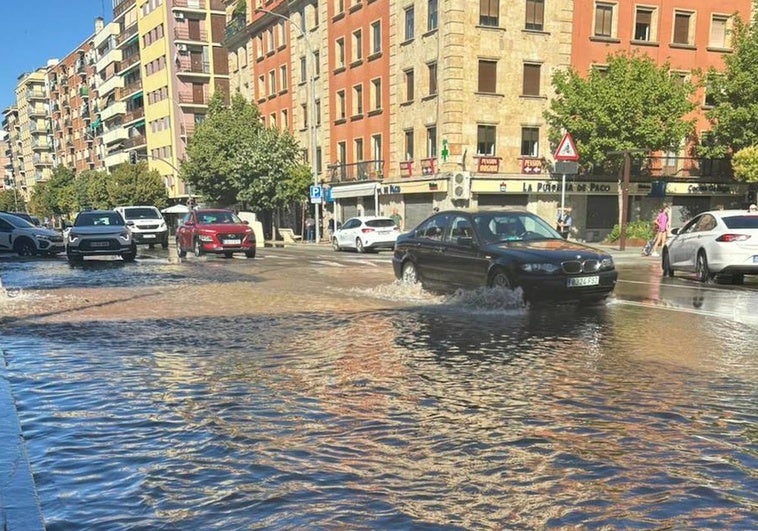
[649, 203, 669, 257]
[390, 208, 403, 230]
[556, 207, 573, 239]
[305, 216, 316, 242]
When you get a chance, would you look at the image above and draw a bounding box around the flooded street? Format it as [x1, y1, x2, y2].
[1, 247, 757, 529]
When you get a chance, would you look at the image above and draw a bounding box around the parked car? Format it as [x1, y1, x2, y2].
[65, 209, 137, 263]
[0, 211, 41, 227]
[392, 209, 618, 302]
[332, 216, 400, 252]
[176, 208, 256, 259]
[662, 208, 758, 283]
[0, 212, 64, 256]
[114, 205, 169, 248]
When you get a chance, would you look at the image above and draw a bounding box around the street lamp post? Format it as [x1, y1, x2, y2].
[255, 8, 320, 243]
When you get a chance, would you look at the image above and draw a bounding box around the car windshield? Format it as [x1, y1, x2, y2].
[197, 211, 240, 224]
[2, 214, 35, 229]
[76, 212, 125, 227]
[722, 215, 758, 229]
[123, 207, 160, 220]
[366, 218, 396, 228]
[473, 212, 561, 244]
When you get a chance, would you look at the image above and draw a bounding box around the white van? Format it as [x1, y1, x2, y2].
[114, 205, 169, 248]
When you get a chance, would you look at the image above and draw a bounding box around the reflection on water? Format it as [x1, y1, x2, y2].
[2, 295, 756, 529]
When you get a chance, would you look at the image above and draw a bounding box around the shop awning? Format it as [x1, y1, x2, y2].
[330, 182, 377, 199]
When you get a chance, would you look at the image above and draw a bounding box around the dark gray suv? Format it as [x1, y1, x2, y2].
[65, 210, 137, 263]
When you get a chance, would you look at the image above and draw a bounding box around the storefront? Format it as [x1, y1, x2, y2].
[330, 182, 378, 220]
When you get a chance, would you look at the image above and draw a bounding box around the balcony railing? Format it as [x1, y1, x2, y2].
[122, 79, 143, 98]
[123, 135, 146, 149]
[585, 155, 734, 182]
[172, 0, 205, 9]
[224, 15, 246, 41]
[123, 107, 144, 123]
[180, 123, 196, 136]
[118, 24, 138, 45]
[120, 52, 140, 71]
[176, 60, 211, 75]
[327, 160, 384, 183]
[177, 92, 207, 105]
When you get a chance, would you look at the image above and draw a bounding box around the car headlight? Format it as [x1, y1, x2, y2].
[120, 230, 131, 239]
[520, 263, 561, 274]
[35, 234, 53, 241]
[198, 234, 214, 242]
[600, 257, 614, 270]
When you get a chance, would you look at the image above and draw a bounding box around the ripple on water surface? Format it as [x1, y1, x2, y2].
[1, 296, 756, 529]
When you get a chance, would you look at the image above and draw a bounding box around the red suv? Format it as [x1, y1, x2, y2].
[176, 208, 256, 259]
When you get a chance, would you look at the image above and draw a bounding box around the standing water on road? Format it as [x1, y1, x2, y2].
[2, 282, 756, 529]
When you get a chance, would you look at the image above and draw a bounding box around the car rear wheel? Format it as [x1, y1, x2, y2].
[401, 261, 419, 284]
[662, 250, 675, 277]
[332, 238, 341, 251]
[695, 252, 712, 283]
[161, 241, 169, 250]
[223, 251, 234, 258]
[355, 238, 365, 253]
[67, 250, 82, 264]
[13, 238, 36, 257]
[122, 251, 136, 262]
[193, 238, 203, 257]
[176, 238, 186, 258]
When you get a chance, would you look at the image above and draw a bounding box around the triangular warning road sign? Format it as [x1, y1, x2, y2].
[554, 132, 579, 161]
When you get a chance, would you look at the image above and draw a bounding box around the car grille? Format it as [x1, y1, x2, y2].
[561, 259, 601, 274]
[81, 239, 120, 251]
[137, 224, 160, 230]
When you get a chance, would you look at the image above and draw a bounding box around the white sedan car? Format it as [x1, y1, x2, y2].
[662, 208, 758, 283]
[332, 216, 400, 253]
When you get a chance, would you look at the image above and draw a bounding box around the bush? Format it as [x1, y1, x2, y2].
[606, 219, 654, 243]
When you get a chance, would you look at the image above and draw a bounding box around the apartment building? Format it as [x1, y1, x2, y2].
[224, 0, 253, 101]
[48, 31, 101, 174]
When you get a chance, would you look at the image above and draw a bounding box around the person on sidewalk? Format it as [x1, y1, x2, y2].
[305, 216, 315, 242]
[649, 203, 669, 257]
[556, 207, 573, 240]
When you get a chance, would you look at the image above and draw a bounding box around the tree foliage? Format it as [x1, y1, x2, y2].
[0, 189, 23, 212]
[181, 92, 311, 211]
[544, 51, 697, 166]
[731, 146, 758, 183]
[699, 11, 758, 157]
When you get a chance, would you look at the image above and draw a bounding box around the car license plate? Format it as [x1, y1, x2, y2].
[91, 241, 109, 248]
[143, 234, 156, 239]
[567, 275, 599, 287]
[224, 239, 241, 245]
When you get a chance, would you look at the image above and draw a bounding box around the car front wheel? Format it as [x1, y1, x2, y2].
[695, 251, 712, 283]
[662, 250, 675, 277]
[245, 247, 256, 259]
[489, 269, 513, 289]
[193, 238, 203, 257]
[332, 238, 341, 251]
[13, 238, 37, 257]
[401, 261, 419, 284]
[176, 238, 186, 258]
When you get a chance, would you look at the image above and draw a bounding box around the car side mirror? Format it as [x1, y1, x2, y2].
[671, 227, 680, 235]
[243, 220, 249, 225]
[126, 220, 135, 227]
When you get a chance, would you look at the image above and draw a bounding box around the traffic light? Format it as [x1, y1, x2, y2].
[128, 151, 138, 164]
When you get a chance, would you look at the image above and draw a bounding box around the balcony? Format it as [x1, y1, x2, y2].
[119, 52, 140, 73]
[31, 138, 52, 151]
[102, 127, 129, 145]
[80, 87, 90, 99]
[94, 21, 120, 49]
[27, 105, 47, 118]
[177, 92, 207, 106]
[327, 160, 384, 183]
[99, 101, 127, 122]
[172, 0, 206, 11]
[105, 151, 128, 168]
[96, 47, 122, 73]
[26, 88, 47, 100]
[123, 134, 146, 149]
[113, 0, 136, 20]
[123, 107, 145, 124]
[176, 59, 211, 76]
[180, 123, 195, 137]
[98, 75, 124, 98]
[224, 15, 246, 42]
[32, 154, 55, 166]
[118, 23, 138, 46]
[174, 26, 208, 42]
[121, 79, 143, 99]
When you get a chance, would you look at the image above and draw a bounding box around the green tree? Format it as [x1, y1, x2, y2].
[29, 165, 75, 217]
[0, 189, 22, 212]
[108, 162, 168, 208]
[699, 11, 758, 157]
[731, 145, 758, 183]
[544, 51, 697, 166]
[72, 169, 111, 210]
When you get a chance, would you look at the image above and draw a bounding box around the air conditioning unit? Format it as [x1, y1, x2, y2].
[176, 43, 188, 53]
[175, 12, 185, 21]
[450, 171, 471, 200]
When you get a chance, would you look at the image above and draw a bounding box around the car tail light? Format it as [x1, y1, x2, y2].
[716, 234, 751, 242]
[361, 227, 375, 233]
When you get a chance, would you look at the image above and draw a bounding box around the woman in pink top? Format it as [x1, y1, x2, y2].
[650, 203, 669, 257]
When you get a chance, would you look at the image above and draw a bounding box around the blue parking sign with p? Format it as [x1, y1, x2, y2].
[309, 185, 322, 204]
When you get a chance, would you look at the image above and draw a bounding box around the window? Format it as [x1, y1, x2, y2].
[281, 109, 288, 129]
[353, 84, 363, 116]
[337, 141, 346, 163]
[634, 8, 653, 41]
[525, 0, 544, 31]
[315, 99, 321, 125]
[428, 0, 438, 31]
[480, 0, 499, 27]
[371, 21, 381, 54]
[270, 113, 276, 127]
[673, 11, 692, 45]
[594, 3, 613, 38]
[301, 103, 308, 129]
[313, 51, 320, 77]
[477, 125, 496, 155]
[522, 63, 541, 96]
[426, 126, 437, 157]
[300, 56, 307, 83]
[280, 65, 287, 91]
[354, 138, 364, 161]
[521, 127, 539, 157]
[709, 15, 729, 49]
[334, 0, 344, 15]
[352, 29, 363, 63]
[371, 78, 382, 110]
[279, 21, 287, 46]
[405, 69, 414, 102]
[428, 62, 437, 96]
[478, 60, 497, 93]
[268, 70, 276, 95]
[313, 3, 319, 27]
[257, 75, 265, 99]
[371, 134, 381, 167]
[404, 7, 414, 41]
[404, 129, 414, 160]
[336, 37, 345, 68]
[337, 90, 346, 119]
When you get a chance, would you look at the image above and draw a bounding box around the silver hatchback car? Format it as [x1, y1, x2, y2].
[662, 208, 758, 283]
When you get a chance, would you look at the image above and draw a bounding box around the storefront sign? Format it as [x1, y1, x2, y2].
[379, 184, 401, 195]
[476, 156, 501, 173]
[521, 158, 543, 174]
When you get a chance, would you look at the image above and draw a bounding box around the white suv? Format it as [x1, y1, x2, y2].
[114, 206, 169, 248]
[0, 212, 64, 256]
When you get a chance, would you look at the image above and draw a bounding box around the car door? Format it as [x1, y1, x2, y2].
[0, 217, 13, 251]
[670, 215, 704, 271]
[411, 213, 452, 283]
[438, 214, 489, 289]
[176, 212, 194, 250]
[338, 218, 360, 249]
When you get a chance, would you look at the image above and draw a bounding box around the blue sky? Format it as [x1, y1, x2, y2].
[0, 1, 110, 110]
